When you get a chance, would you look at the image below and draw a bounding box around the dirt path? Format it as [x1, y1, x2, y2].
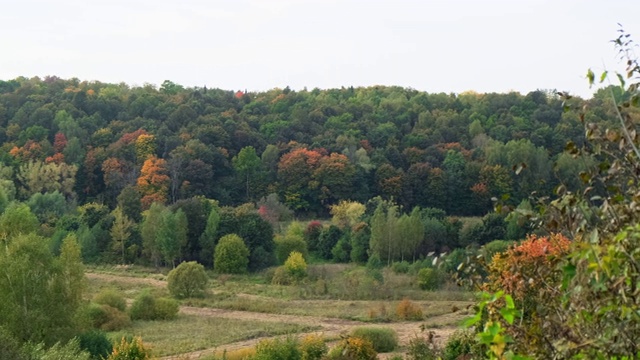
[86, 271, 463, 359]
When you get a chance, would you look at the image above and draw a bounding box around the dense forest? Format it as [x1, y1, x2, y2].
[0, 77, 624, 270]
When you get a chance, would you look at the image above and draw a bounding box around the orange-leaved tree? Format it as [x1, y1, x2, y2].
[137, 156, 170, 209]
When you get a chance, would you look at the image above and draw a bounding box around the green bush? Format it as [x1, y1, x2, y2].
[23, 339, 91, 360]
[391, 261, 410, 274]
[129, 291, 157, 321]
[271, 266, 292, 285]
[417, 268, 445, 290]
[275, 234, 308, 264]
[350, 327, 398, 353]
[167, 261, 209, 299]
[77, 330, 113, 360]
[214, 234, 250, 274]
[0, 326, 26, 360]
[442, 329, 479, 360]
[154, 298, 179, 320]
[94, 288, 127, 312]
[252, 337, 300, 360]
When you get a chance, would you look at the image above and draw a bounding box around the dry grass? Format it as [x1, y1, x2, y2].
[107, 315, 318, 357]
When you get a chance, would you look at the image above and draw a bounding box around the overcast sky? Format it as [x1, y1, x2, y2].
[1, 0, 638, 98]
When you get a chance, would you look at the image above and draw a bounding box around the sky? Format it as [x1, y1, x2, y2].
[1, 0, 639, 98]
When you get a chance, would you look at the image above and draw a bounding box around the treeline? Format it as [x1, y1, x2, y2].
[0, 77, 621, 218]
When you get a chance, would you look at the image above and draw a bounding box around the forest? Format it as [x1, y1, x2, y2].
[0, 60, 638, 359]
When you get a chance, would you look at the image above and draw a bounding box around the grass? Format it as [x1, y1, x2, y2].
[107, 315, 319, 356]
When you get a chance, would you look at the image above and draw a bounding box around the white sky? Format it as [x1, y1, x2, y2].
[1, 0, 638, 98]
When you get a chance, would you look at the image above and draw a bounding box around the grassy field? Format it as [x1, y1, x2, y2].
[85, 263, 474, 358]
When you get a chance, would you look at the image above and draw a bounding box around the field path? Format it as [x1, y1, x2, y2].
[86, 271, 464, 359]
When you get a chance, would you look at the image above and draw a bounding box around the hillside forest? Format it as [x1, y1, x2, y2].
[1, 65, 640, 359]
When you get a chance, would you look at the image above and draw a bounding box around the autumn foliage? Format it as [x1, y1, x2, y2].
[137, 156, 170, 209]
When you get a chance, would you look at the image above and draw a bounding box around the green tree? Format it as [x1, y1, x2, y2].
[199, 205, 220, 267]
[141, 202, 164, 267]
[214, 234, 250, 274]
[157, 208, 188, 267]
[0, 202, 39, 242]
[233, 146, 261, 201]
[110, 206, 134, 265]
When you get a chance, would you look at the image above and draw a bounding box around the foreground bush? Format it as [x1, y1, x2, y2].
[396, 298, 423, 320]
[350, 327, 397, 353]
[441, 329, 479, 360]
[82, 303, 131, 331]
[77, 330, 113, 360]
[22, 339, 91, 360]
[252, 337, 300, 360]
[327, 337, 377, 360]
[107, 337, 152, 360]
[167, 261, 208, 298]
[300, 334, 327, 360]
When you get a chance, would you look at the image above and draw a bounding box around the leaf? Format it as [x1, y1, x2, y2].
[587, 69, 595, 87]
[600, 70, 608, 83]
[617, 73, 626, 88]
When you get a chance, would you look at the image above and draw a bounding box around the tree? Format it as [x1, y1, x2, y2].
[0, 233, 84, 345]
[137, 155, 170, 209]
[233, 146, 261, 201]
[214, 234, 250, 274]
[17, 160, 77, 199]
[110, 206, 134, 265]
[0, 202, 39, 242]
[156, 208, 188, 267]
[167, 261, 208, 298]
[141, 202, 164, 267]
[330, 200, 366, 230]
[199, 205, 220, 268]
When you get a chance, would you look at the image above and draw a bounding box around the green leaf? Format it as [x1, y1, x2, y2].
[617, 73, 626, 88]
[504, 294, 515, 309]
[600, 71, 608, 83]
[587, 69, 595, 87]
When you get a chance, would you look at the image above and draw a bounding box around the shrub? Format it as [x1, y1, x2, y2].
[94, 288, 127, 312]
[391, 261, 410, 274]
[300, 334, 327, 360]
[304, 220, 323, 252]
[327, 337, 377, 360]
[275, 234, 308, 264]
[0, 326, 26, 360]
[154, 298, 179, 320]
[252, 337, 300, 360]
[100, 305, 132, 331]
[167, 261, 209, 299]
[442, 329, 479, 360]
[107, 337, 152, 360]
[214, 234, 250, 274]
[23, 339, 91, 360]
[77, 330, 113, 360]
[284, 251, 307, 281]
[271, 266, 292, 285]
[417, 268, 445, 290]
[350, 327, 398, 353]
[406, 333, 440, 360]
[129, 291, 157, 321]
[396, 298, 424, 320]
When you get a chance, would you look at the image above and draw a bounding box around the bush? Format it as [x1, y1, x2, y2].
[442, 329, 479, 360]
[271, 266, 292, 285]
[154, 298, 179, 320]
[350, 327, 398, 353]
[391, 261, 410, 274]
[275, 233, 308, 264]
[129, 291, 157, 321]
[300, 334, 327, 360]
[100, 305, 132, 331]
[417, 268, 445, 290]
[94, 288, 127, 312]
[252, 337, 300, 360]
[406, 333, 440, 360]
[284, 251, 307, 281]
[77, 330, 113, 360]
[214, 234, 250, 274]
[0, 326, 26, 360]
[327, 337, 377, 360]
[396, 298, 424, 320]
[167, 261, 209, 299]
[23, 339, 91, 360]
[107, 337, 152, 360]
